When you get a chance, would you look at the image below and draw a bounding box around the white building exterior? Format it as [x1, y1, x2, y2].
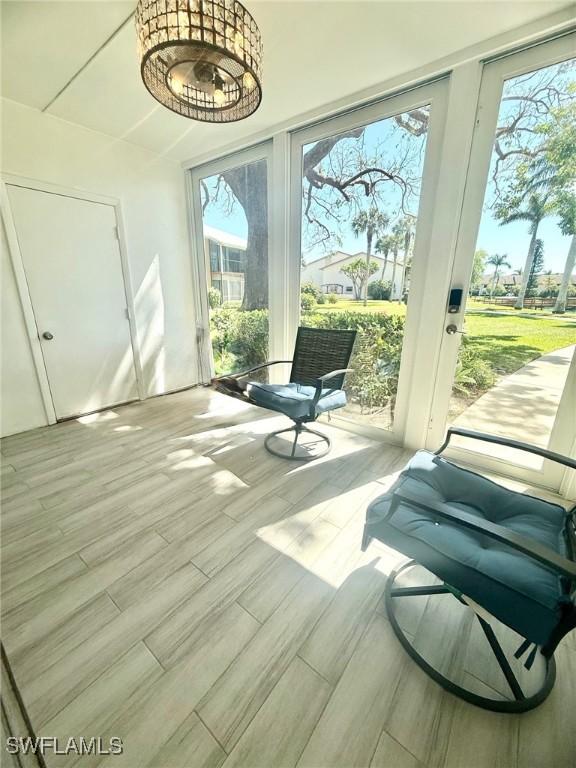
[301, 250, 406, 299]
[203, 225, 247, 303]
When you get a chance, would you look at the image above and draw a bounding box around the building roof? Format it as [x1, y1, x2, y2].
[304, 250, 403, 270]
[204, 225, 247, 249]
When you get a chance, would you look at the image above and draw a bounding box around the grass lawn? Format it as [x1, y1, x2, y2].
[461, 312, 576, 376]
[311, 298, 576, 376]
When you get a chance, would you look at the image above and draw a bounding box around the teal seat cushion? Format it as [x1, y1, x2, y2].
[366, 450, 571, 647]
[246, 382, 346, 420]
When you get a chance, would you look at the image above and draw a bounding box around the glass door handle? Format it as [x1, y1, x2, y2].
[42, 331, 54, 340]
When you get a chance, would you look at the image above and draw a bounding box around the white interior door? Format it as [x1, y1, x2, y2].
[7, 185, 138, 419]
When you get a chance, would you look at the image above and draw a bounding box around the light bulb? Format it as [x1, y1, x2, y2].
[171, 77, 184, 96]
[213, 88, 226, 106]
[242, 71, 256, 91]
[234, 31, 244, 56]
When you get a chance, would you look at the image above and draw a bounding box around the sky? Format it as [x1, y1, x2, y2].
[476, 212, 569, 275]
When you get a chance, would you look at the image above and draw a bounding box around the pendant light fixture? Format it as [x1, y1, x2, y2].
[135, 0, 262, 123]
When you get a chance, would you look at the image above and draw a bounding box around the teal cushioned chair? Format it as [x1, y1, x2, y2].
[362, 427, 576, 712]
[213, 326, 356, 460]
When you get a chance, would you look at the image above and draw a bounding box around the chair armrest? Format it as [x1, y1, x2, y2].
[388, 487, 576, 580]
[312, 369, 354, 408]
[436, 427, 576, 471]
[317, 368, 354, 383]
[212, 360, 293, 381]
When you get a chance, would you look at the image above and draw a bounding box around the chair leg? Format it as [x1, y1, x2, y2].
[361, 527, 372, 552]
[477, 616, 524, 701]
[384, 560, 556, 713]
[291, 424, 301, 458]
[264, 422, 331, 461]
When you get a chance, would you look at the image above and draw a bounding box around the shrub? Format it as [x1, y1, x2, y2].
[368, 280, 391, 300]
[300, 281, 320, 300]
[305, 311, 405, 413]
[327, 293, 338, 304]
[539, 285, 559, 298]
[210, 307, 268, 374]
[316, 292, 326, 304]
[453, 338, 496, 396]
[300, 293, 315, 311]
[208, 286, 222, 309]
[210, 306, 499, 412]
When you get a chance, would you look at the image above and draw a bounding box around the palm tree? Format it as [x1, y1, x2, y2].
[397, 216, 415, 301]
[390, 221, 408, 301]
[351, 208, 389, 305]
[486, 253, 511, 297]
[553, 192, 576, 314]
[497, 193, 549, 309]
[375, 234, 394, 284]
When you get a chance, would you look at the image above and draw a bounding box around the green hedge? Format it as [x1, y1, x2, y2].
[210, 307, 495, 406]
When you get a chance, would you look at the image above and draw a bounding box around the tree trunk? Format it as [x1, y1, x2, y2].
[398, 261, 407, 303]
[553, 235, 576, 314]
[515, 226, 539, 310]
[380, 254, 388, 282]
[400, 232, 411, 301]
[490, 268, 499, 299]
[221, 161, 268, 311]
[364, 230, 373, 306]
[391, 248, 398, 300]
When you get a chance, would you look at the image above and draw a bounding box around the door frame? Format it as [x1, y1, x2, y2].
[1, 174, 145, 422]
[188, 141, 279, 382]
[425, 33, 576, 490]
[288, 78, 452, 445]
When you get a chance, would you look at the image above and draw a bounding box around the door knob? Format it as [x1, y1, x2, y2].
[445, 324, 465, 336]
[42, 331, 54, 340]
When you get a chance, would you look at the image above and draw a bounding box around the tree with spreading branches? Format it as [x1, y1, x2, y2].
[201, 60, 573, 311]
[341, 257, 379, 301]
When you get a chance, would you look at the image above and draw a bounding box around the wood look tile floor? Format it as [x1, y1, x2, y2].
[1, 388, 574, 768]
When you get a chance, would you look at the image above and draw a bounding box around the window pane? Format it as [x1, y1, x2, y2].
[449, 57, 576, 467]
[299, 105, 431, 431]
[200, 159, 269, 376]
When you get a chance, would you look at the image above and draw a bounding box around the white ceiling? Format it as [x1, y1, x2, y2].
[1, 1, 571, 164]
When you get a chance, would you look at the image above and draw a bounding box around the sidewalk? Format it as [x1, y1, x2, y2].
[454, 344, 575, 465]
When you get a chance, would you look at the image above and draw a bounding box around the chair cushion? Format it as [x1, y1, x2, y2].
[366, 450, 571, 647]
[246, 381, 346, 420]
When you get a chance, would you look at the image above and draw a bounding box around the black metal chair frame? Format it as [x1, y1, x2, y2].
[213, 327, 356, 461]
[362, 427, 576, 713]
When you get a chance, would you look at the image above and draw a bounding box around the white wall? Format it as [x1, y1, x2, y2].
[302, 256, 404, 297]
[1, 98, 198, 436]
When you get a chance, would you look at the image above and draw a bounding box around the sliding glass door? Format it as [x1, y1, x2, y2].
[187, 33, 574, 492]
[290, 80, 449, 441]
[428, 34, 576, 490]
